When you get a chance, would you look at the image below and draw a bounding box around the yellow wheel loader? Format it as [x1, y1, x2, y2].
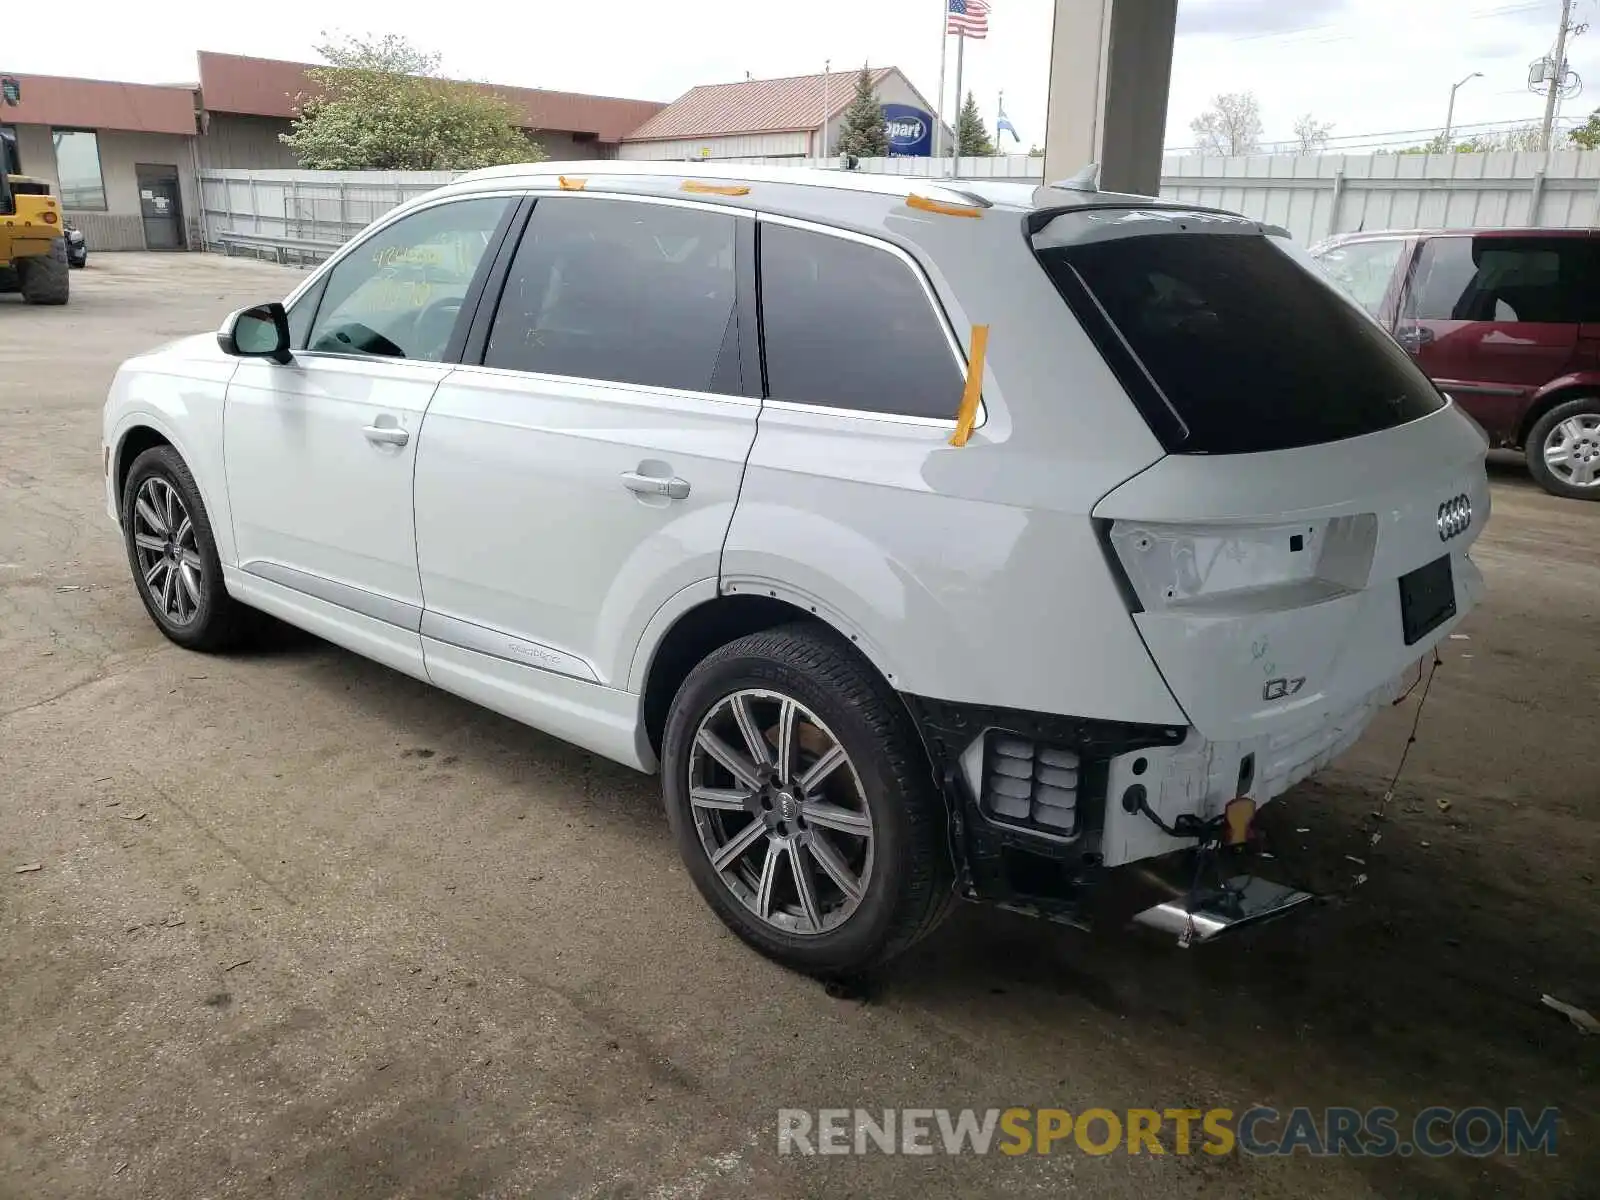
[1, 85, 70, 305]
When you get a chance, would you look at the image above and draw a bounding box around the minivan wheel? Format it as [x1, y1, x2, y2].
[1527, 397, 1600, 500]
[662, 624, 954, 976]
[121, 445, 248, 651]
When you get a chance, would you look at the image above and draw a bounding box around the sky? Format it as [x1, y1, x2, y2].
[5, 0, 1599, 153]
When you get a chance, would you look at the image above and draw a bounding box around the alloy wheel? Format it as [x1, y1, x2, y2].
[688, 689, 875, 936]
[131, 476, 203, 626]
[1543, 414, 1600, 489]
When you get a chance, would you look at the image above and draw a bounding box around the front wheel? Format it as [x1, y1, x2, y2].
[1527, 397, 1600, 500]
[121, 445, 248, 651]
[662, 624, 954, 976]
[18, 238, 69, 305]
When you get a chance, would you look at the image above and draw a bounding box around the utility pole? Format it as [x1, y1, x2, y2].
[1540, 0, 1576, 153]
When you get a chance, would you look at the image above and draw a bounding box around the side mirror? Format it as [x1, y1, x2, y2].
[218, 302, 292, 364]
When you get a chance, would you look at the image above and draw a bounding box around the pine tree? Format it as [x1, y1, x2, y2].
[956, 91, 995, 157]
[834, 65, 889, 158]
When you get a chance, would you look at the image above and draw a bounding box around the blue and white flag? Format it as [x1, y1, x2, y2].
[996, 105, 1020, 144]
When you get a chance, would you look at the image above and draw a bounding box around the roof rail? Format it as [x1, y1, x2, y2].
[451, 159, 998, 209]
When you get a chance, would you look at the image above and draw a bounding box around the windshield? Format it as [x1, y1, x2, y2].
[1032, 222, 1444, 454]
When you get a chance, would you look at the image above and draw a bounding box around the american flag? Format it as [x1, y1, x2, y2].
[946, 0, 990, 39]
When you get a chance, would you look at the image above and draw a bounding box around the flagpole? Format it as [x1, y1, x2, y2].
[933, 3, 948, 161]
[995, 89, 1002, 157]
[822, 59, 831, 162]
[950, 33, 965, 177]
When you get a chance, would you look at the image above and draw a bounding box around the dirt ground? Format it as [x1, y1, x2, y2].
[1, 254, 1596, 1199]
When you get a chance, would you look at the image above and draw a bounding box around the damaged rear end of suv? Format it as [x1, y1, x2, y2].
[871, 182, 1488, 953]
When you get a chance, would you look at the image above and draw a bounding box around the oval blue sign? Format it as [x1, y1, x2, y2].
[887, 117, 926, 145]
[881, 103, 934, 157]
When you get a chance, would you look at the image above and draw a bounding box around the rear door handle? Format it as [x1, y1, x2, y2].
[363, 424, 410, 446]
[621, 471, 690, 500]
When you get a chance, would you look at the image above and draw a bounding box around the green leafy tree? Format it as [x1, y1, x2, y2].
[957, 91, 994, 156]
[1396, 123, 1555, 154]
[282, 33, 541, 170]
[834, 65, 888, 158]
[1566, 108, 1599, 150]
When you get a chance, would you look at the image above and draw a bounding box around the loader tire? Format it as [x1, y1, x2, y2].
[18, 238, 69, 305]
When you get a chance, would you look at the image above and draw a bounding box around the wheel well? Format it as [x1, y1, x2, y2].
[113, 426, 172, 515]
[642, 595, 824, 758]
[1516, 388, 1600, 448]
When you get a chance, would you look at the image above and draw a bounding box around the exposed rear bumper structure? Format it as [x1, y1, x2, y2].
[901, 675, 1406, 933]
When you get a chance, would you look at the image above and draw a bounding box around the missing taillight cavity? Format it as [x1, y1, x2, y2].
[1107, 516, 1377, 613]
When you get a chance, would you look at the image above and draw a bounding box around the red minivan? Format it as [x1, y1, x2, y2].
[1310, 228, 1600, 499]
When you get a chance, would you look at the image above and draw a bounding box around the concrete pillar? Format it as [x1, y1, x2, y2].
[1043, 0, 1178, 197]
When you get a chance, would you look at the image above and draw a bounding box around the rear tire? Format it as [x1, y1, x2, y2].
[18, 238, 69, 305]
[1526, 396, 1600, 501]
[121, 445, 247, 652]
[662, 623, 955, 976]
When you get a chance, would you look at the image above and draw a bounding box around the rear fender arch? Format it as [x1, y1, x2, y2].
[1517, 373, 1600, 447]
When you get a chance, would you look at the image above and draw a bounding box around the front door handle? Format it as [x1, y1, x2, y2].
[363, 424, 410, 446]
[621, 471, 690, 500]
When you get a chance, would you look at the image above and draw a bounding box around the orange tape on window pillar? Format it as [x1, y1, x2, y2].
[949, 324, 989, 447]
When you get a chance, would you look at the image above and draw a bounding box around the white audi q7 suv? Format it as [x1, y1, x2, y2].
[103, 162, 1487, 974]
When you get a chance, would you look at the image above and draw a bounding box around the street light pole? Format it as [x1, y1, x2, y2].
[1443, 71, 1482, 152]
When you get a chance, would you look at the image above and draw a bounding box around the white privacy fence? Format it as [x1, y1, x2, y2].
[1161, 150, 1600, 244]
[198, 151, 1599, 260]
[199, 169, 457, 260]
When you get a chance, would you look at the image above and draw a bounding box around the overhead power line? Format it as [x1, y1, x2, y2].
[1164, 114, 1576, 155]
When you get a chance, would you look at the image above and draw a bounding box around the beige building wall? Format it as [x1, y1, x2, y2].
[12, 125, 198, 250]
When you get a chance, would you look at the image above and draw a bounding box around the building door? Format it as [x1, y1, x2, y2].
[135, 165, 183, 249]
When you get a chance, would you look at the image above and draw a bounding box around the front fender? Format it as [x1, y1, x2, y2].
[105, 356, 237, 565]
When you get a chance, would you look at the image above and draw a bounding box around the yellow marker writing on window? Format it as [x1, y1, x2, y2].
[949, 324, 989, 447]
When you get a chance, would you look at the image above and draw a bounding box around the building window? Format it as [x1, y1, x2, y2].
[51, 130, 106, 211]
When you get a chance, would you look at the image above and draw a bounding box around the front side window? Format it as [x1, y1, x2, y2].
[1409, 235, 1600, 324]
[759, 223, 964, 419]
[306, 197, 511, 361]
[484, 196, 741, 394]
[1311, 238, 1404, 316]
[52, 130, 105, 210]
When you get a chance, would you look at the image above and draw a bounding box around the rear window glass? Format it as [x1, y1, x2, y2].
[1034, 228, 1444, 454]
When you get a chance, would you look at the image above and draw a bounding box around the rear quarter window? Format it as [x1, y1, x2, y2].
[1034, 226, 1445, 454]
[759, 222, 965, 420]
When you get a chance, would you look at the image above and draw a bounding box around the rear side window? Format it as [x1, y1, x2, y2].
[485, 196, 741, 395]
[759, 223, 964, 419]
[1035, 229, 1444, 454]
[1409, 235, 1600, 324]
